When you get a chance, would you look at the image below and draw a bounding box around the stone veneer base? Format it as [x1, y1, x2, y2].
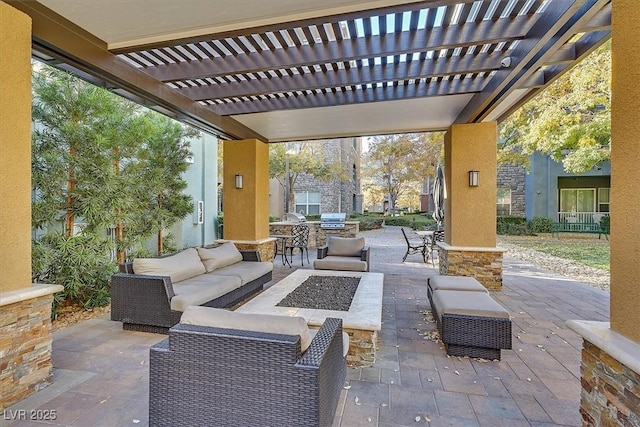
[0, 284, 63, 410]
[566, 320, 640, 427]
[437, 243, 504, 291]
[220, 238, 277, 263]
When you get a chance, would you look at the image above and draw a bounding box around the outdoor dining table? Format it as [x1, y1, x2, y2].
[414, 230, 434, 245]
[269, 234, 293, 268]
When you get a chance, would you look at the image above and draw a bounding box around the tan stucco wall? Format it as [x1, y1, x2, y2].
[222, 139, 269, 241]
[610, 0, 640, 343]
[444, 122, 497, 248]
[0, 3, 32, 292]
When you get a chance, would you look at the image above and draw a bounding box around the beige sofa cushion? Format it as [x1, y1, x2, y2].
[180, 306, 313, 351]
[428, 275, 488, 294]
[314, 256, 368, 272]
[432, 290, 511, 320]
[210, 261, 273, 285]
[133, 248, 205, 283]
[170, 275, 242, 312]
[197, 242, 243, 272]
[327, 236, 365, 257]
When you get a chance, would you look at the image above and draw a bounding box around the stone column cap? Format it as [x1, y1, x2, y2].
[437, 242, 506, 252]
[567, 320, 640, 377]
[0, 284, 64, 307]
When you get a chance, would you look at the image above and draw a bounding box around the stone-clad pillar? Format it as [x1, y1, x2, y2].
[567, 2, 640, 425]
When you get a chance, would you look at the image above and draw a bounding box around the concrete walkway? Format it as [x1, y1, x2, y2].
[2, 226, 609, 426]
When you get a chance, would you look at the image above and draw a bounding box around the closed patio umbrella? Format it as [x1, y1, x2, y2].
[432, 164, 445, 229]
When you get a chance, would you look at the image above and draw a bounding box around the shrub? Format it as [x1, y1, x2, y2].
[600, 215, 610, 233]
[497, 216, 528, 235]
[528, 216, 553, 233]
[354, 216, 384, 231]
[384, 215, 436, 229]
[32, 232, 116, 316]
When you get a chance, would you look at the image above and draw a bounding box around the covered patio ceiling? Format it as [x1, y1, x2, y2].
[7, 0, 610, 142]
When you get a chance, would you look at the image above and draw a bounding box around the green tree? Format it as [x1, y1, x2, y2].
[363, 133, 442, 213]
[31, 65, 199, 308]
[269, 141, 349, 213]
[135, 113, 197, 254]
[499, 41, 611, 174]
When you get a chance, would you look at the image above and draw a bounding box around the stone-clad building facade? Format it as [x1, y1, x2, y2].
[497, 163, 526, 217]
[270, 137, 364, 218]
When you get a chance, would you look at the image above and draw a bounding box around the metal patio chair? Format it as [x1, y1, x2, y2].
[286, 223, 310, 266]
[401, 227, 427, 263]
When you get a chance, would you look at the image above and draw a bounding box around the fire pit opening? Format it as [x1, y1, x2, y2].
[276, 275, 360, 311]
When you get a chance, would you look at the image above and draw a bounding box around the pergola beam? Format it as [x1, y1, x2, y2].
[141, 15, 534, 82]
[210, 76, 486, 115]
[179, 52, 505, 101]
[111, 0, 487, 54]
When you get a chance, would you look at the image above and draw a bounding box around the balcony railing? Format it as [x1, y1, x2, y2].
[557, 212, 609, 223]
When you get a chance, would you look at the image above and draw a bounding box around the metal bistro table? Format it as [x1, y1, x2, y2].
[270, 234, 293, 268]
[414, 230, 434, 246]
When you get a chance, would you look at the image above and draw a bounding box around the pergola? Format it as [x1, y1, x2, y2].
[1, 0, 639, 423]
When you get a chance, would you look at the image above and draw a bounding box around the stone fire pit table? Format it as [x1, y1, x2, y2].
[235, 269, 384, 367]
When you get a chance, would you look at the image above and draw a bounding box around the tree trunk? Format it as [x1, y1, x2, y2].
[65, 147, 76, 236]
[157, 192, 163, 254]
[113, 150, 125, 263]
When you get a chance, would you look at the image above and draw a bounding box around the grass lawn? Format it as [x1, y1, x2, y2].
[500, 234, 610, 271]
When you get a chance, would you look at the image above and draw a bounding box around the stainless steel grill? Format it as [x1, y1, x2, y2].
[320, 213, 346, 229]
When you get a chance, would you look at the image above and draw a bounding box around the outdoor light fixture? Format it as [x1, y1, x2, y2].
[235, 174, 243, 189]
[468, 170, 479, 187]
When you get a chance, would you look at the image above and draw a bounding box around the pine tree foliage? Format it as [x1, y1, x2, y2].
[31, 65, 198, 308]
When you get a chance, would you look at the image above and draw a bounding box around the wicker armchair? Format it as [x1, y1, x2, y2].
[149, 317, 347, 427]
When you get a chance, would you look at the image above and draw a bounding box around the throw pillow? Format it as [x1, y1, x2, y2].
[197, 242, 243, 273]
[133, 248, 206, 283]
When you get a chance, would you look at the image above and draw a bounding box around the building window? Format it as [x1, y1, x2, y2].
[294, 191, 320, 215]
[598, 188, 610, 212]
[560, 188, 595, 213]
[497, 188, 511, 216]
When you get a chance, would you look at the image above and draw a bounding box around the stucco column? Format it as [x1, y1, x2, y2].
[439, 122, 503, 290]
[0, 2, 32, 292]
[444, 122, 497, 247]
[222, 139, 270, 242]
[610, 0, 640, 343]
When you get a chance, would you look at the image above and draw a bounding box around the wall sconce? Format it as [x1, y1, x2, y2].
[235, 174, 243, 189]
[468, 170, 479, 187]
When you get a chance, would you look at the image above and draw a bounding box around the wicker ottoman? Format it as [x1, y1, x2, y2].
[431, 289, 512, 360]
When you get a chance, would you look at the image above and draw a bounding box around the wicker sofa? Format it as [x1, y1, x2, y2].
[149, 306, 347, 427]
[111, 242, 273, 333]
[314, 236, 370, 272]
[427, 275, 512, 360]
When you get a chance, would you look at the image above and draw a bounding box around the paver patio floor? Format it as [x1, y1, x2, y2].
[2, 226, 609, 427]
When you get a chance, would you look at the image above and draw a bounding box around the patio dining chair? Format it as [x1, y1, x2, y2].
[401, 227, 428, 263]
[427, 229, 445, 267]
[286, 223, 310, 266]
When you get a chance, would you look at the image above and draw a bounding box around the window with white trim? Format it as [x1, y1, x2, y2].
[294, 191, 320, 215]
[497, 188, 511, 216]
[598, 188, 610, 212]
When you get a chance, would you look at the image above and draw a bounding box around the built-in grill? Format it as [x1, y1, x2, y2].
[284, 212, 306, 223]
[320, 213, 347, 229]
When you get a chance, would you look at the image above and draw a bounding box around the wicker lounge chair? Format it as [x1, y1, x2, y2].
[149, 310, 347, 427]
